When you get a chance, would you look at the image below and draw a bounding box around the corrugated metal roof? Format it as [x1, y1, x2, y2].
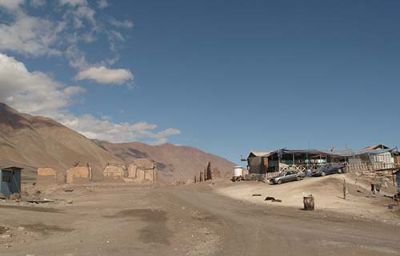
[249, 151, 271, 157]
[364, 144, 390, 150]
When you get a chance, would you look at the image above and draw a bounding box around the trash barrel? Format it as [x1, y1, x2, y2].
[303, 195, 314, 211]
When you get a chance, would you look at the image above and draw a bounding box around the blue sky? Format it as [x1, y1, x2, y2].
[0, 0, 399, 163]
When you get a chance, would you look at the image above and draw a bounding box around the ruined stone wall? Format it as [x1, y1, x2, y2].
[66, 166, 91, 184]
[103, 165, 126, 182]
[36, 167, 63, 184]
[127, 164, 138, 178]
[127, 162, 155, 183]
[103, 165, 125, 177]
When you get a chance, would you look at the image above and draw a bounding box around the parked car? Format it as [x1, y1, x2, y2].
[270, 171, 305, 184]
[312, 163, 346, 177]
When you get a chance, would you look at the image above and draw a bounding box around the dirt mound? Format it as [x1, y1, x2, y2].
[216, 174, 398, 222]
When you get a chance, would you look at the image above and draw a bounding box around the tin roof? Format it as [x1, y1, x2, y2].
[248, 151, 271, 157]
[0, 166, 23, 171]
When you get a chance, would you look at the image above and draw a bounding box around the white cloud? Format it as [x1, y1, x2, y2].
[59, 0, 87, 7]
[60, 115, 181, 144]
[109, 18, 134, 29]
[0, 53, 179, 144]
[0, 0, 134, 85]
[0, 0, 24, 11]
[0, 53, 84, 116]
[30, 0, 46, 8]
[97, 0, 108, 9]
[0, 12, 61, 56]
[75, 66, 133, 85]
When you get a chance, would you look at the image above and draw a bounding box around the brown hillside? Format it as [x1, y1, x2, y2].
[96, 141, 235, 183]
[0, 103, 235, 183]
[0, 103, 121, 180]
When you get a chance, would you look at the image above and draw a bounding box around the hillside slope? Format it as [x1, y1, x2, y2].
[96, 141, 235, 183]
[0, 103, 235, 183]
[0, 103, 121, 180]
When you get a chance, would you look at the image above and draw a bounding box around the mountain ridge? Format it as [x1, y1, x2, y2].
[0, 103, 234, 183]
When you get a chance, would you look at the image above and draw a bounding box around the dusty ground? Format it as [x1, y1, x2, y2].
[217, 173, 400, 224]
[0, 179, 399, 256]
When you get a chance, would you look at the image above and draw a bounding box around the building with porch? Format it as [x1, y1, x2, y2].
[246, 145, 399, 175]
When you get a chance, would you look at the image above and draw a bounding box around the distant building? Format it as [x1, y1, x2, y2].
[0, 166, 23, 197]
[246, 144, 399, 174]
[346, 145, 397, 170]
[246, 149, 345, 174]
[246, 152, 271, 174]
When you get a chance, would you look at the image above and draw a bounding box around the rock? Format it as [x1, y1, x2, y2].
[17, 226, 25, 231]
[9, 193, 21, 200]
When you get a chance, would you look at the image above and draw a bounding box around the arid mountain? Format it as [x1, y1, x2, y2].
[95, 141, 235, 183]
[0, 103, 234, 183]
[0, 103, 122, 180]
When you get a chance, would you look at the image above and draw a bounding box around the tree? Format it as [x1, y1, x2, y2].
[206, 162, 212, 181]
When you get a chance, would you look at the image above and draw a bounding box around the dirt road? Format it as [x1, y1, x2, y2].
[170, 185, 400, 256]
[0, 183, 399, 256]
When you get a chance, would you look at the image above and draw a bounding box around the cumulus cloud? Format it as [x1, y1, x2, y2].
[59, 0, 87, 7]
[60, 115, 181, 144]
[30, 0, 46, 8]
[0, 53, 179, 144]
[109, 18, 134, 29]
[0, 12, 61, 56]
[97, 0, 108, 9]
[0, 53, 84, 116]
[0, 0, 133, 85]
[0, 0, 24, 11]
[75, 66, 133, 85]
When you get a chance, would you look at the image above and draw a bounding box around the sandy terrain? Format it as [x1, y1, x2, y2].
[216, 173, 400, 224]
[0, 180, 399, 256]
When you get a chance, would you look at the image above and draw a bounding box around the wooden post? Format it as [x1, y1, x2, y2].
[343, 178, 347, 200]
[194, 176, 197, 183]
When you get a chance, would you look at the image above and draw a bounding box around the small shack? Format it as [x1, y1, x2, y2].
[66, 165, 92, 184]
[346, 145, 397, 170]
[246, 152, 270, 174]
[0, 166, 23, 197]
[128, 159, 156, 182]
[103, 164, 126, 181]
